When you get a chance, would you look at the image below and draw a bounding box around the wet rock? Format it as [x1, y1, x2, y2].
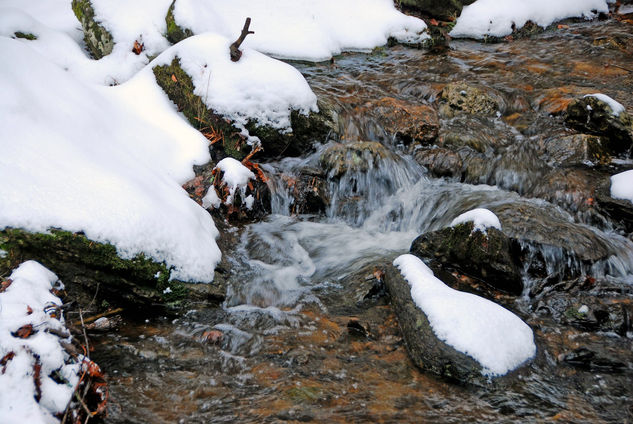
[71, 0, 114, 59]
[438, 82, 505, 118]
[320, 141, 398, 178]
[534, 86, 593, 116]
[529, 168, 602, 214]
[398, 0, 476, 20]
[565, 95, 633, 155]
[384, 264, 494, 386]
[358, 97, 439, 145]
[0, 228, 220, 310]
[165, 0, 193, 44]
[539, 133, 611, 167]
[439, 116, 514, 153]
[559, 347, 626, 372]
[410, 222, 523, 294]
[280, 168, 330, 215]
[153, 58, 336, 161]
[414, 147, 463, 178]
[347, 319, 371, 338]
[595, 178, 633, 233]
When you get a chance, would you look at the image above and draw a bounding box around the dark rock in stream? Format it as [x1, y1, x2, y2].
[414, 147, 463, 179]
[410, 222, 523, 295]
[565, 95, 633, 155]
[596, 178, 633, 233]
[320, 141, 400, 178]
[438, 82, 506, 118]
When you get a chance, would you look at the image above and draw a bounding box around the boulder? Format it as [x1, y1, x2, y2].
[565, 95, 633, 155]
[71, 0, 114, 59]
[414, 147, 463, 178]
[320, 141, 398, 178]
[438, 82, 505, 118]
[539, 133, 611, 167]
[410, 222, 523, 294]
[398, 0, 476, 20]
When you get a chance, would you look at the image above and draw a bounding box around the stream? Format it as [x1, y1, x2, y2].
[93, 15, 633, 423]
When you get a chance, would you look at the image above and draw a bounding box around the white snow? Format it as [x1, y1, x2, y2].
[450, 208, 501, 233]
[610, 170, 633, 204]
[210, 158, 256, 207]
[393, 254, 536, 377]
[450, 0, 611, 39]
[0, 261, 81, 424]
[584, 93, 626, 116]
[173, 0, 428, 61]
[0, 36, 220, 282]
[578, 305, 589, 314]
[154, 33, 318, 132]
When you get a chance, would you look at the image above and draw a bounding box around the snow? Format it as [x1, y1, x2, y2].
[154, 33, 318, 132]
[0, 261, 81, 424]
[393, 254, 536, 377]
[450, 208, 501, 233]
[173, 0, 428, 61]
[450, 0, 611, 39]
[578, 305, 589, 314]
[0, 36, 220, 282]
[584, 93, 626, 116]
[610, 170, 633, 203]
[207, 158, 256, 207]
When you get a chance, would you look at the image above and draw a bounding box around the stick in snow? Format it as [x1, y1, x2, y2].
[230, 17, 254, 62]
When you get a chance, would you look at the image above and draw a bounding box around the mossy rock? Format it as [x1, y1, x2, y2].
[0, 228, 223, 311]
[71, 0, 114, 59]
[165, 0, 193, 44]
[14, 32, 37, 40]
[153, 58, 336, 161]
[438, 82, 505, 118]
[410, 222, 523, 295]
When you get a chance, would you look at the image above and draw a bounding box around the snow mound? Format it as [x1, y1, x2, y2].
[0, 36, 220, 282]
[450, 208, 501, 233]
[584, 93, 626, 116]
[450, 0, 610, 39]
[173, 0, 428, 61]
[394, 254, 536, 377]
[203, 158, 256, 209]
[155, 33, 318, 131]
[611, 170, 633, 203]
[0, 261, 80, 423]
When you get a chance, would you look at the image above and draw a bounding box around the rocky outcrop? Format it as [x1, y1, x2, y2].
[71, 0, 114, 59]
[398, 0, 476, 20]
[153, 58, 336, 160]
[565, 96, 633, 155]
[410, 222, 523, 294]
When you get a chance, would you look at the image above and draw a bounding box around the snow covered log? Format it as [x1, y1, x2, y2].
[385, 255, 535, 385]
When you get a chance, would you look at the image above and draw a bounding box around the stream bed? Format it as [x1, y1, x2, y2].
[93, 15, 633, 423]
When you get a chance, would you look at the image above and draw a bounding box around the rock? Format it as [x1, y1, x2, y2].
[414, 147, 463, 178]
[559, 347, 626, 372]
[398, 0, 476, 20]
[565, 96, 633, 155]
[0, 228, 224, 310]
[438, 82, 505, 118]
[595, 178, 633, 233]
[281, 168, 330, 215]
[384, 264, 494, 385]
[538, 133, 611, 167]
[410, 222, 523, 294]
[165, 0, 193, 44]
[358, 97, 439, 145]
[71, 0, 114, 59]
[153, 58, 336, 161]
[320, 141, 398, 178]
[529, 168, 603, 213]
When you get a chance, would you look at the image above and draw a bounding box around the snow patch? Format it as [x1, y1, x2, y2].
[212, 158, 256, 207]
[394, 254, 536, 377]
[450, 0, 610, 39]
[610, 170, 633, 203]
[584, 93, 625, 116]
[450, 208, 501, 233]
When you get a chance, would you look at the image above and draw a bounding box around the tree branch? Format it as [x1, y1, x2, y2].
[230, 17, 254, 62]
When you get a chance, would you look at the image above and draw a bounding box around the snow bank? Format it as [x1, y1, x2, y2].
[611, 170, 633, 203]
[173, 0, 428, 61]
[155, 33, 318, 131]
[0, 36, 220, 282]
[450, 208, 501, 233]
[394, 254, 536, 376]
[450, 0, 610, 39]
[0, 261, 80, 423]
[585, 93, 626, 116]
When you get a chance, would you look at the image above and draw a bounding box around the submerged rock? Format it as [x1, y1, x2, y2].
[565, 95, 633, 155]
[410, 222, 523, 294]
[320, 141, 398, 178]
[71, 0, 114, 59]
[438, 82, 505, 118]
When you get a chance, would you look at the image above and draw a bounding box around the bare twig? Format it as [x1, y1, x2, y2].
[72, 307, 123, 327]
[241, 144, 262, 164]
[230, 17, 254, 62]
[78, 308, 90, 359]
[608, 63, 633, 73]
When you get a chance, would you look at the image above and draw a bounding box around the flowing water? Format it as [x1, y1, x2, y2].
[94, 16, 633, 423]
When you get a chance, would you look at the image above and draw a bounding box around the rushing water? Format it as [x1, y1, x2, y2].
[94, 16, 633, 423]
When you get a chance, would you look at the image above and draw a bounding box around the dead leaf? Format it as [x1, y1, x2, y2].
[26, 305, 33, 315]
[201, 330, 223, 343]
[171, 74, 178, 83]
[12, 324, 34, 339]
[132, 40, 144, 55]
[0, 279, 12, 293]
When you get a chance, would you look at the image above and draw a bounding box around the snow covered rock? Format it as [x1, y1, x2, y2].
[410, 218, 523, 294]
[71, 0, 114, 59]
[385, 255, 535, 385]
[565, 94, 633, 155]
[438, 82, 505, 118]
[151, 34, 336, 160]
[450, 208, 501, 232]
[398, 0, 476, 20]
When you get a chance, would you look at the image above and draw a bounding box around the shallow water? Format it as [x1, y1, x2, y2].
[95, 15, 633, 423]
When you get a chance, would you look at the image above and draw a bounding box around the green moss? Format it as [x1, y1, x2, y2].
[165, 0, 193, 44]
[14, 32, 37, 40]
[71, 0, 114, 59]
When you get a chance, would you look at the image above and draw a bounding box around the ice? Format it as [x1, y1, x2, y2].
[394, 254, 536, 376]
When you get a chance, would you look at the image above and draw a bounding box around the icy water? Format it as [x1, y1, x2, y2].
[94, 16, 633, 423]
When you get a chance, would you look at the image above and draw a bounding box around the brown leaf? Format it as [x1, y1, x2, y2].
[1, 352, 15, 374]
[12, 324, 34, 339]
[171, 74, 178, 83]
[132, 40, 144, 55]
[201, 330, 223, 343]
[26, 305, 33, 315]
[0, 279, 12, 293]
[33, 360, 42, 401]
